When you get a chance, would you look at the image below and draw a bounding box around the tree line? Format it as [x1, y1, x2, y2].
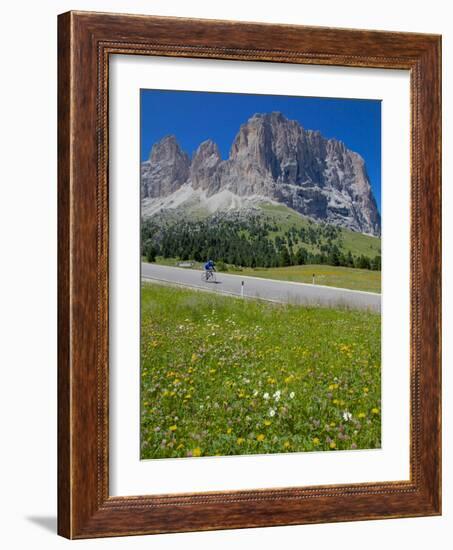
[141, 214, 381, 271]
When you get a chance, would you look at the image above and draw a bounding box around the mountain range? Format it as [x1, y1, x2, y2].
[141, 112, 381, 236]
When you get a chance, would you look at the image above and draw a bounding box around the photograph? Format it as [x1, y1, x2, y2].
[0, 0, 445, 543]
[139, 89, 382, 460]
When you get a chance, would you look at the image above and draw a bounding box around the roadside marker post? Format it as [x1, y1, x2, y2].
[312, 273, 315, 285]
[241, 280, 244, 298]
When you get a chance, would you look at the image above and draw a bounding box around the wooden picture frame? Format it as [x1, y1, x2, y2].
[58, 10, 441, 539]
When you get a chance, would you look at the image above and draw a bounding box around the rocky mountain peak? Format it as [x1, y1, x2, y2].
[141, 113, 381, 236]
[190, 140, 222, 192]
[141, 135, 190, 198]
[193, 139, 221, 164]
[148, 135, 186, 163]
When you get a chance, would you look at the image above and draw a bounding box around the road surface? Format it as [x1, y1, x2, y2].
[141, 263, 381, 312]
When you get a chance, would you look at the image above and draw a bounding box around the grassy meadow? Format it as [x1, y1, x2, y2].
[239, 264, 381, 293]
[141, 282, 381, 459]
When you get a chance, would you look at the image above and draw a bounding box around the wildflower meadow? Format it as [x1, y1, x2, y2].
[140, 282, 381, 459]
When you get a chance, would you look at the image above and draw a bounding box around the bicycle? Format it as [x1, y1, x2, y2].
[201, 269, 216, 283]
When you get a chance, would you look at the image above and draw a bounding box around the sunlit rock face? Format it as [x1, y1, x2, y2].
[141, 112, 381, 236]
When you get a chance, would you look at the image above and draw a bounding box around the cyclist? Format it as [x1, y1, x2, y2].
[204, 259, 216, 279]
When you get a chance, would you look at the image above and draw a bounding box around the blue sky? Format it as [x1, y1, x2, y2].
[141, 89, 381, 211]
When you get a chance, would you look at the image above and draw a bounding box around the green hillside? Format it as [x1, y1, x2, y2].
[141, 202, 381, 273]
[259, 203, 381, 257]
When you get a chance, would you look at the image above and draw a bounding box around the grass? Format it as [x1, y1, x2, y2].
[239, 264, 381, 293]
[141, 282, 381, 459]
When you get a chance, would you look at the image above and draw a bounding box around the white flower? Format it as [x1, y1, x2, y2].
[273, 390, 281, 402]
[263, 392, 270, 400]
[289, 392, 295, 399]
[342, 411, 352, 422]
[269, 409, 276, 417]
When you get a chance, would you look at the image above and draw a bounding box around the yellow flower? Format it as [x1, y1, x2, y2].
[191, 353, 198, 363]
[264, 420, 271, 426]
[256, 434, 265, 442]
[330, 441, 337, 449]
[358, 412, 366, 419]
[177, 443, 184, 450]
[332, 399, 339, 405]
[237, 437, 245, 445]
[283, 441, 291, 449]
[371, 407, 380, 415]
[330, 422, 336, 427]
[312, 437, 320, 446]
[209, 368, 216, 374]
[192, 447, 202, 457]
[363, 387, 369, 393]
[169, 425, 177, 431]
[226, 427, 232, 434]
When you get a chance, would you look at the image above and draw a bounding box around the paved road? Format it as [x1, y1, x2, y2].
[142, 263, 381, 312]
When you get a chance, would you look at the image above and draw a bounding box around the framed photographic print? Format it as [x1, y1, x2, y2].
[58, 11, 441, 538]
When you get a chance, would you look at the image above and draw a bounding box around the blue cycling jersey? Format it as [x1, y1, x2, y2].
[205, 260, 215, 270]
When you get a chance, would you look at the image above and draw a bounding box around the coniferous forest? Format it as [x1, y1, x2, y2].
[141, 211, 381, 271]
